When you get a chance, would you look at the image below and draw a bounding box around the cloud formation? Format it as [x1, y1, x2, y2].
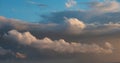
[1, 16, 120, 35]
[64, 18, 86, 34]
[65, 0, 120, 13]
[27, 0, 47, 7]
[15, 52, 26, 59]
[6, 30, 113, 54]
[89, 0, 120, 13]
[65, 0, 77, 8]
[1, 0, 120, 62]
[0, 47, 11, 55]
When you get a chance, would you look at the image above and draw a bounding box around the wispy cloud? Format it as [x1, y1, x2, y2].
[65, 0, 77, 8]
[27, 0, 47, 7]
[0, 47, 11, 55]
[15, 52, 26, 59]
[86, 0, 120, 13]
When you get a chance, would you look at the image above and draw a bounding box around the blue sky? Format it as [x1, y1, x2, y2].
[0, 0, 96, 22]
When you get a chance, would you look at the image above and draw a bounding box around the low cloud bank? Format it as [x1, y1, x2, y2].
[5, 30, 113, 54]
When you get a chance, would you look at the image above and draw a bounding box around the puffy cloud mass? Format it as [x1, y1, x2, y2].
[1, 0, 120, 62]
[5, 30, 113, 54]
[65, 18, 86, 34]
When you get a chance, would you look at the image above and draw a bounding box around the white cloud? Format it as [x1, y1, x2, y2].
[27, 0, 38, 5]
[27, 0, 47, 7]
[90, 0, 120, 13]
[65, 0, 77, 8]
[8, 30, 37, 45]
[64, 18, 86, 34]
[6, 30, 113, 54]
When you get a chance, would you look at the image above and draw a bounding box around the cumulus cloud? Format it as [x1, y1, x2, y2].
[5, 30, 113, 54]
[64, 18, 86, 34]
[65, 0, 77, 8]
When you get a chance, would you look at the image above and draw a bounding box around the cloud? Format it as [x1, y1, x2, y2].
[65, 0, 120, 13]
[64, 18, 86, 34]
[65, 0, 77, 8]
[0, 16, 58, 32]
[40, 10, 120, 24]
[89, 0, 120, 13]
[1, 16, 120, 35]
[27, 0, 47, 7]
[0, 47, 26, 59]
[0, 47, 11, 55]
[15, 52, 26, 59]
[5, 30, 113, 54]
[0, 16, 6, 21]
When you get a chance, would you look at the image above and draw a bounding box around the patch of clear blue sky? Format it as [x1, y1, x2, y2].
[0, 0, 110, 22]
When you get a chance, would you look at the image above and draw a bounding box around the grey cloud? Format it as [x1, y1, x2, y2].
[40, 10, 120, 24]
[15, 52, 26, 59]
[1, 16, 120, 35]
[0, 47, 11, 55]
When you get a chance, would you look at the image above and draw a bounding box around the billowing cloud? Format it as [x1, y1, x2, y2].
[64, 18, 86, 34]
[65, 0, 77, 8]
[5, 30, 113, 54]
[1, 0, 120, 62]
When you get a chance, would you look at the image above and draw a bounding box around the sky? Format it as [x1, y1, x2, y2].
[0, 0, 100, 22]
[1, 0, 120, 63]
